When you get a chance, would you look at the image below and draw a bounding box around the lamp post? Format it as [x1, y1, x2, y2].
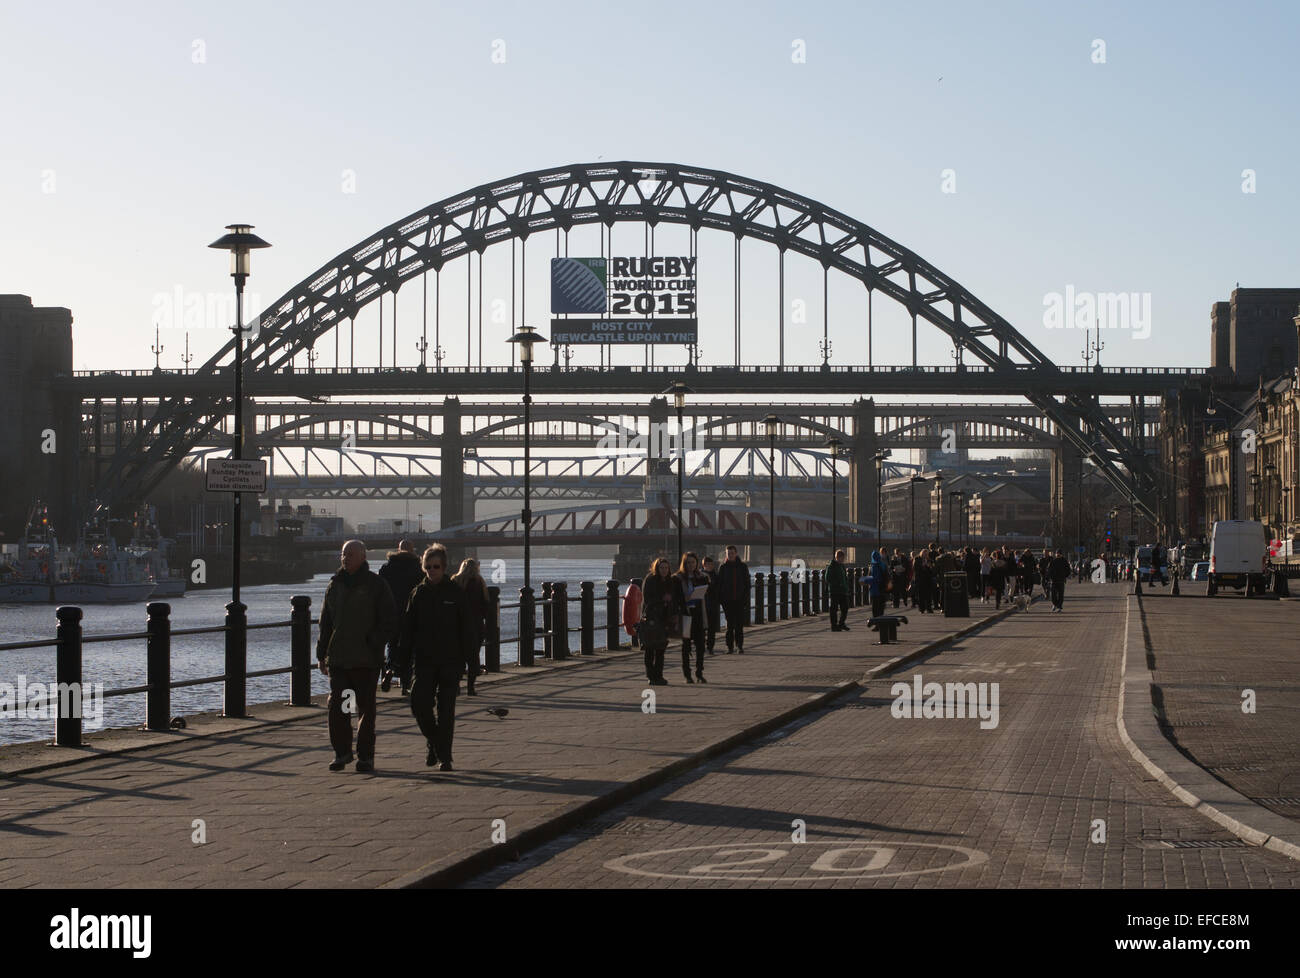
[874, 449, 890, 551]
[181, 331, 193, 374]
[909, 475, 925, 552]
[151, 323, 164, 373]
[764, 414, 780, 592]
[933, 472, 944, 545]
[508, 326, 547, 593]
[208, 223, 271, 611]
[1264, 462, 1277, 537]
[1250, 472, 1261, 523]
[825, 436, 842, 557]
[663, 381, 694, 563]
[1284, 486, 1292, 530]
[950, 489, 963, 547]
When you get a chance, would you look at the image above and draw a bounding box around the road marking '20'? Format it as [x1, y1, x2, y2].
[604, 841, 987, 882]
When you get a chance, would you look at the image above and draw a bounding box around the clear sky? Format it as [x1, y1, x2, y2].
[3, 0, 1298, 375]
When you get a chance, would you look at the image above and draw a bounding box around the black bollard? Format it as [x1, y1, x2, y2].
[541, 582, 554, 658]
[146, 602, 172, 731]
[605, 580, 621, 651]
[55, 605, 83, 748]
[580, 581, 595, 655]
[803, 574, 812, 616]
[485, 586, 502, 672]
[768, 571, 778, 623]
[812, 569, 822, 614]
[791, 571, 801, 617]
[519, 586, 536, 667]
[223, 601, 248, 718]
[553, 582, 570, 660]
[779, 571, 790, 620]
[290, 595, 312, 707]
[754, 572, 766, 624]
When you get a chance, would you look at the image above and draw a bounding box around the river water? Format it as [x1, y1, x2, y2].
[0, 556, 637, 746]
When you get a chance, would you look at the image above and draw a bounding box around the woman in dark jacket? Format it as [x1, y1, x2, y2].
[451, 558, 488, 696]
[676, 552, 709, 684]
[990, 549, 1008, 609]
[640, 557, 682, 686]
[915, 552, 935, 613]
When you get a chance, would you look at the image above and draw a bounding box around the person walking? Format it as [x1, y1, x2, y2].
[400, 544, 476, 771]
[980, 549, 993, 602]
[990, 549, 1008, 609]
[964, 547, 981, 599]
[640, 557, 681, 684]
[915, 552, 935, 613]
[868, 549, 890, 620]
[676, 552, 708, 683]
[378, 539, 424, 693]
[316, 540, 399, 773]
[623, 578, 643, 649]
[889, 549, 907, 609]
[451, 558, 488, 696]
[826, 548, 850, 631]
[701, 555, 722, 653]
[716, 544, 751, 654]
[1048, 548, 1071, 611]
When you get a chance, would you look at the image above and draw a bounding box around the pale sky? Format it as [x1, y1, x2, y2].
[4, 0, 1297, 377]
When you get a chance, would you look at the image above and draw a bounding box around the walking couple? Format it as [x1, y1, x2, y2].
[639, 545, 750, 685]
[316, 540, 486, 773]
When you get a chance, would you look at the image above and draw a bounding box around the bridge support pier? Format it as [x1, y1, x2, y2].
[1053, 437, 1082, 548]
[439, 396, 465, 532]
[848, 397, 879, 564]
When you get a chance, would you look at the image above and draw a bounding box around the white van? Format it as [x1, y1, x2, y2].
[1208, 520, 1268, 596]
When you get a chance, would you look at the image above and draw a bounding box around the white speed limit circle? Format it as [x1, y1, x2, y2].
[604, 841, 987, 882]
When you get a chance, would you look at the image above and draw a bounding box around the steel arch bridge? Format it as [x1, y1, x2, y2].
[93, 160, 1164, 519]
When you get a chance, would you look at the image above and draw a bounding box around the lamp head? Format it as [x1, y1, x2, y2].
[208, 224, 271, 279]
[508, 326, 547, 364]
[762, 413, 781, 438]
[662, 380, 694, 410]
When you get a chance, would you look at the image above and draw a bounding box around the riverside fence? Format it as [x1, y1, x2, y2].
[0, 567, 877, 748]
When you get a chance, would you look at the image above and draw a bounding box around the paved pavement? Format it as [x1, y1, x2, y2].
[0, 594, 1003, 888]
[466, 586, 1300, 888]
[1136, 584, 1300, 825]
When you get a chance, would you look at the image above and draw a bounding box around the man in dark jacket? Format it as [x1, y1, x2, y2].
[317, 540, 399, 772]
[378, 539, 424, 693]
[701, 555, 722, 653]
[715, 544, 751, 653]
[826, 549, 850, 631]
[964, 548, 981, 599]
[399, 544, 476, 771]
[1047, 548, 1072, 612]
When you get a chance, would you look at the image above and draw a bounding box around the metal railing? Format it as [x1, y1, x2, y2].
[6, 570, 851, 748]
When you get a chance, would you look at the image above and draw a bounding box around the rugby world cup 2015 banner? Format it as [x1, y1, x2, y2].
[549, 319, 699, 345]
[551, 256, 697, 316]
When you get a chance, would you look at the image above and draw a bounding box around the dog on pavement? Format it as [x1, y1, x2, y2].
[1012, 593, 1031, 612]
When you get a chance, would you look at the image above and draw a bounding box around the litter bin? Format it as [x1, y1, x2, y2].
[943, 572, 970, 618]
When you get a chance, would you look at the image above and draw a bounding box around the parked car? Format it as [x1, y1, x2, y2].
[1208, 520, 1268, 597]
[1190, 561, 1210, 581]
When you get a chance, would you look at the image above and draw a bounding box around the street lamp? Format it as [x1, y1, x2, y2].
[764, 414, 780, 606]
[663, 381, 694, 563]
[950, 489, 963, 547]
[1284, 486, 1292, 529]
[1265, 462, 1278, 535]
[909, 475, 926, 552]
[933, 472, 944, 544]
[508, 325, 547, 593]
[874, 449, 891, 551]
[1250, 472, 1262, 523]
[207, 224, 270, 612]
[825, 436, 842, 557]
[208, 222, 270, 721]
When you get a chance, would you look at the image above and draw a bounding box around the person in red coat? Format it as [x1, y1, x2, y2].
[623, 579, 643, 647]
